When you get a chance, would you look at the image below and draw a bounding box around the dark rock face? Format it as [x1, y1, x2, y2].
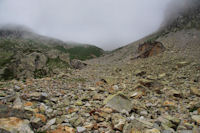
[135, 41, 166, 59]
[70, 59, 87, 69]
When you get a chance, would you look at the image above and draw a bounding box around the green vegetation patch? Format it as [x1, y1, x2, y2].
[54, 45, 68, 53]
[67, 46, 103, 60]
[0, 51, 13, 68]
[1, 68, 14, 81]
[47, 57, 70, 69]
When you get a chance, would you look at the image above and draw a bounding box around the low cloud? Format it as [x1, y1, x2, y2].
[0, 0, 195, 50]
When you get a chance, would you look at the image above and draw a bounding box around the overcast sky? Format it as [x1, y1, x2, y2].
[0, 0, 181, 50]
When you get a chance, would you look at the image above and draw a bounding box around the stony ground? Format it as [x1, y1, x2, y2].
[0, 29, 200, 133]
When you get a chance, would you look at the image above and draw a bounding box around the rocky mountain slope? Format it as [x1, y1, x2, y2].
[0, 26, 104, 80]
[0, 2, 200, 133]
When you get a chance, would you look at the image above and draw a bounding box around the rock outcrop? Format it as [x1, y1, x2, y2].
[70, 59, 87, 69]
[134, 41, 166, 59]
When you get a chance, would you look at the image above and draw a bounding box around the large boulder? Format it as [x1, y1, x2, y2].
[104, 93, 132, 113]
[70, 59, 87, 69]
[20, 52, 47, 70]
[0, 117, 34, 133]
[135, 41, 165, 58]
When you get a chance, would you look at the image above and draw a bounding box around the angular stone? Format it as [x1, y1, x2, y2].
[26, 92, 48, 101]
[140, 110, 148, 116]
[163, 115, 181, 125]
[157, 116, 177, 129]
[163, 100, 176, 108]
[63, 98, 70, 106]
[35, 113, 46, 122]
[162, 130, 173, 133]
[123, 119, 153, 133]
[70, 59, 87, 69]
[193, 126, 200, 133]
[144, 128, 160, 133]
[104, 93, 132, 113]
[190, 87, 200, 96]
[0, 117, 33, 133]
[13, 94, 23, 109]
[176, 62, 190, 68]
[192, 115, 200, 124]
[112, 114, 126, 131]
[30, 117, 44, 129]
[24, 106, 39, 113]
[75, 100, 83, 106]
[42, 118, 56, 131]
[77, 127, 86, 133]
[47, 126, 75, 133]
[130, 90, 145, 99]
[24, 102, 33, 107]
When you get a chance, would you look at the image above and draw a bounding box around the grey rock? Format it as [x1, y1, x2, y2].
[27, 92, 48, 102]
[178, 130, 192, 133]
[77, 127, 86, 133]
[162, 130, 173, 133]
[14, 85, 21, 91]
[191, 115, 200, 124]
[13, 94, 23, 109]
[42, 118, 56, 131]
[140, 110, 148, 116]
[70, 59, 87, 69]
[30, 117, 44, 129]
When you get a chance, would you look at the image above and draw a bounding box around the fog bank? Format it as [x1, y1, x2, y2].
[0, 0, 197, 50]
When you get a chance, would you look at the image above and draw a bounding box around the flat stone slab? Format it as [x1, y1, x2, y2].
[104, 93, 132, 113]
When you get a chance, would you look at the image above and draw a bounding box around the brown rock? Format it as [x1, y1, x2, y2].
[134, 41, 165, 59]
[100, 107, 113, 113]
[0, 117, 33, 133]
[35, 113, 46, 123]
[190, 87, 200, 96]
[24, 102, 33, 107]
[47, 126, 75, 133]
[163, 100, 176, 107]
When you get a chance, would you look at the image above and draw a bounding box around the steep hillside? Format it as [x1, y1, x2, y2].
[94, 1, 200, 64]
[0, 25, 104, 80]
